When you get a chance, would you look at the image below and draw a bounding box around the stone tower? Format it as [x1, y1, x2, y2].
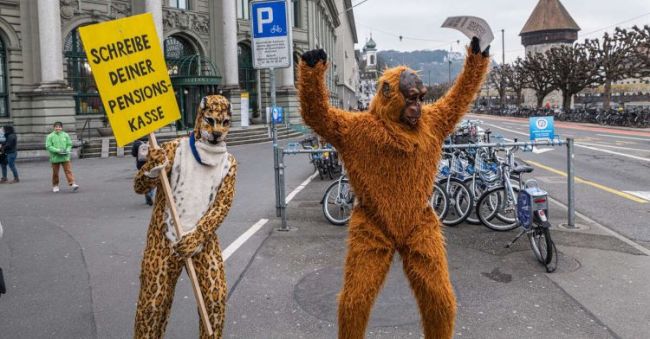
[520, 0, 580, 107]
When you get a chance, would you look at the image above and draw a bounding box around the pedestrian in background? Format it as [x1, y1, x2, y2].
[45, 122, 79, 192]
[131, 138, 155, 206]
[0, 125, 19, 184]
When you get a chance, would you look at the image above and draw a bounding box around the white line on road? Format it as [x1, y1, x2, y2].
[222, 218, 269, 261]
[286, 171, 319, 203]
[577, 143, 650, 153]
[547, 197, 650, 256]
[624, 191, 650, 201]
[574, 144, 650, 162]
[596, 134, 650, 142]
[222, 171, 319, 261]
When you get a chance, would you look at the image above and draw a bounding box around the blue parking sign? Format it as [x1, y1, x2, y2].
[529, 116, 555, 141]
[251, 1, 288, 39]
[250, 0, 292, 69]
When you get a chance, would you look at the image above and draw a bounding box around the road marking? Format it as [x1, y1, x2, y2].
[286, 171, 319, 203]
[526, 160, 649, 204]
[574, 143, 650, 162]
[597, 134, 650, 142]
[533, 147, 554, 154]
[624, 191, 650, 201]
[223, 171, 319, 261]
[547, 197, 650, 256]
[223, 218, 269, 261]
[578, 143, 650, 153]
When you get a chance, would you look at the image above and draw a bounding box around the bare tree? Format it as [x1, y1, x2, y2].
[629, 25, 650, 77]
[488, 64, 508, 108]
[521, 52, 556, 108]
[584, 28, 643, 110]
[504, 59, 527, 108]
[544, 44, 599, 110]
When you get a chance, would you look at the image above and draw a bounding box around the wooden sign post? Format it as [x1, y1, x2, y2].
[79, 13, 213, 335]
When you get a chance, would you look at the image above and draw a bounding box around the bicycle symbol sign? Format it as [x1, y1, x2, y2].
[529, 116, 555, 141]
[250, 0, 292, 69]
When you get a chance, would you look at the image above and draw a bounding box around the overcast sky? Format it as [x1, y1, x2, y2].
[351, 0, 650, 62]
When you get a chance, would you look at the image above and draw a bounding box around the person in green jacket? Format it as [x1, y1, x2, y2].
[45, 122, 79, 192]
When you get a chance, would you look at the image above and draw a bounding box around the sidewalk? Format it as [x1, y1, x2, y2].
[225, 177, 650, 338]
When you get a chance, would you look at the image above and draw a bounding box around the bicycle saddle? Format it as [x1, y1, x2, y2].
[512, 165, 534, 174]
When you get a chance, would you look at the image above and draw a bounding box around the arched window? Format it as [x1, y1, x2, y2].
[0, 38, 8, 117]
[65, 27, 102, 115]
[164, 35, 196, 75]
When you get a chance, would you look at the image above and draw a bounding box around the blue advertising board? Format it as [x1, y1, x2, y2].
[250, 0, 291, 69]
[529, 116, 555, 141]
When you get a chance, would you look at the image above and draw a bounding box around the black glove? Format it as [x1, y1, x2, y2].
[301, 49, 327, 67]
[470, 37, 490, 57]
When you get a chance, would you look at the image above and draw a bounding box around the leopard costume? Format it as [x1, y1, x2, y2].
[133, 95, 237, 338]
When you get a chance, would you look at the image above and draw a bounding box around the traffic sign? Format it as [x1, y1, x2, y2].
[529, 116, 555, 141]
[250, 0, 292, 69]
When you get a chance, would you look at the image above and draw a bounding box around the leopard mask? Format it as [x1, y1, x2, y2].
[193, 95, 232, 145]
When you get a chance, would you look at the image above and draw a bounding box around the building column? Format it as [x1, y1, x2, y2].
[144, 0, 163, 43]
[36, 0, 66, 89]
[213, 0, 242, 126]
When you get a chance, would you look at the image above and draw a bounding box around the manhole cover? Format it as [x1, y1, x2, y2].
[294, 264, 420, 327]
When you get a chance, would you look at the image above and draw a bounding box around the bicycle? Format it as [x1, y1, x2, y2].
[322, 170, 355, 226]
[505, 179, 558, 273]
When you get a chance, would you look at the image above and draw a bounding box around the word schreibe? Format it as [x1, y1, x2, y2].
[128, 106, 165, 132]
[89, 34, 151, 64]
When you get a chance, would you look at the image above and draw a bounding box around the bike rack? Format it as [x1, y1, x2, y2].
[275, 148, 336, 231]
[442, 138, 576, 228]
[273, 138, 576, 231]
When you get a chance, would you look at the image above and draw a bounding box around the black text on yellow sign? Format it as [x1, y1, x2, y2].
[79, 13, 180, 147]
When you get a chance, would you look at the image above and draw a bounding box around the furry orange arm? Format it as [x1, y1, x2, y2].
[297, 61, 353, 149]
[424, 50, 490, 136]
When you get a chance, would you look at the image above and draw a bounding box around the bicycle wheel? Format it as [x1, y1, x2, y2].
[430, 184, 448, 220]
[322, 179, 354, 226]
[464, 178, 488, 225]
[441, 178, 473, 226]
[476, 186, 518, 231]
[528, 226, 555, 270]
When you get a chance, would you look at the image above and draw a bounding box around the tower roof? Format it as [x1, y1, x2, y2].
[365, 37, 376, 50]
[520, 0, 580, 35]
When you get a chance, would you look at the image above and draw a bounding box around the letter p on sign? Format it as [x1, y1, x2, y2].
[257, 8, 273, 33]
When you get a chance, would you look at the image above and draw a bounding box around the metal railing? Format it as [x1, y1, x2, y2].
[273, 138, 576, 230]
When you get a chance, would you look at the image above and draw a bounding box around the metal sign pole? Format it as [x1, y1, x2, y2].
[271, 68, 281, 217]
[279, 148, 289, 231]
[567, 138, 576, 228]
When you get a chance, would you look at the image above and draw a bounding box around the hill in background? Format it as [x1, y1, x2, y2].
[376, 49, 466, 85]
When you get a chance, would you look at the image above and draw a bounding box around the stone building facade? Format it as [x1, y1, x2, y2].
[0, 0, 357, 153]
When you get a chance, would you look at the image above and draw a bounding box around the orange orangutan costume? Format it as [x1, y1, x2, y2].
[297, 40, 490, 338]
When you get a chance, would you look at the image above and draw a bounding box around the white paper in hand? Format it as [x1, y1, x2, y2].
[442, 16, 494, 52]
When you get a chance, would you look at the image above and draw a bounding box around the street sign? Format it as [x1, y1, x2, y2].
[272, 106, 284, 124]
[529, 116, 555, 141]
[250, 0, 292, 69]
[79, 13, 180, 147]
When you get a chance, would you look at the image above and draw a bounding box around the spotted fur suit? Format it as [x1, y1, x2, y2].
[297, 46, 489, 338]
[132, 95, 237, 338]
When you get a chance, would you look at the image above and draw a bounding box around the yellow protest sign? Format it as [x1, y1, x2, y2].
[79, 13, 180, 147]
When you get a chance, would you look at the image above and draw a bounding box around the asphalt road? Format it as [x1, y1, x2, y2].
[468, 114, 650, 248]
[0, 137, 314, 338]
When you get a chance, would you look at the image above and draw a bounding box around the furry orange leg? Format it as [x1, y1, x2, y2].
[400, 222, 456, 339]
[338, 212, 395, 339]
[134, 238, 183, 339]
[193, 234, 227, 339]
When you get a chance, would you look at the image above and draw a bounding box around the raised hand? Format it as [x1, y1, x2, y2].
[301, 49, 327, 67]
[470, 37, 490, 58]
